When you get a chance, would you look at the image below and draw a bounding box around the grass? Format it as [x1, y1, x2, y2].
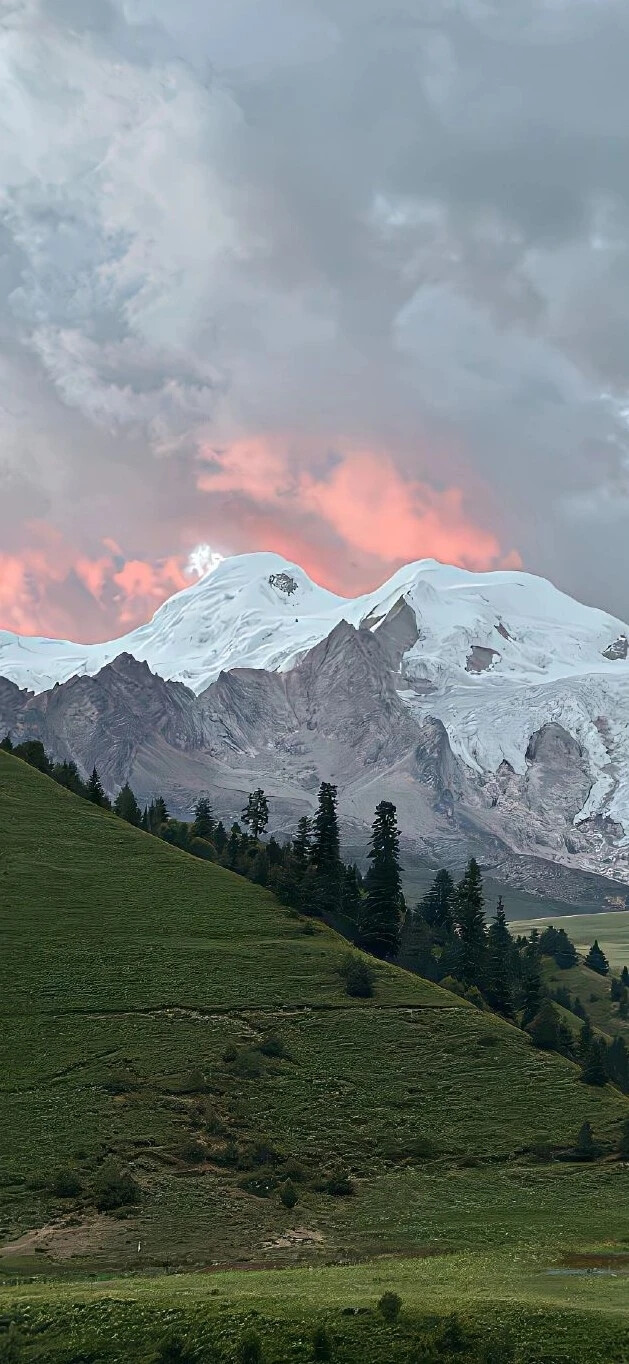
[1, 749, 629, 1360]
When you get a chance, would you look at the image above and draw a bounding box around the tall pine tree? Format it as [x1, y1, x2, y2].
[292, 816, 312, 866]
[418, 869, 455, 930]
[453, 858, 487, 986]
[485, 897, 515, 1017]
[192, 796, 215, 841]
[309, 783, 341, 915]
[358, 801, 402, 959]
[113, 783, 142, 827]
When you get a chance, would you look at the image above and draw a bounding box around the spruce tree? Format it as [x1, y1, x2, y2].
[192, 796, 215, 841]
[0, 733, 13, 752]
[418, 869, 455, 929]
[453, 858, 487, 986]
[241, 789, 269, 841]
[578, 1016, 594, 1060]
[213, 821, 228, 854]
[341, 863, 362, 924]
[358, 801, 402, 959]
[225, 823, 242, 868]
[113, 783, 142, 827]
[292, 816, 312, 866]
[310, 782, 341, 915]
[527, 1001, 560, 1050]
[574, 1121, 597, 1161]
[621, 966, 629, 989]
[152, 796, 169, 829]
[581, 1038, 607, 1086]
[485, 897, 515, 1017]
[585, 940, 609, 976]
[87, 766, 109, 808]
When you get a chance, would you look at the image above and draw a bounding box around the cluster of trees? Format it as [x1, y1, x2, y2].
[399, 863, 628, 1091]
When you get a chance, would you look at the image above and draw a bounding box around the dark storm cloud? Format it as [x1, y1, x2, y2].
[2, 0, 629, 635]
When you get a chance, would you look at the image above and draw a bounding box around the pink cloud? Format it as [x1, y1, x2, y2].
[198, 436, 521, 586]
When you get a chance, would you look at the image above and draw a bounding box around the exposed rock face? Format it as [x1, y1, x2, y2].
[3, 628, 629, 903]
[603, 635, 629, 660]
[466, 645, 500, 674]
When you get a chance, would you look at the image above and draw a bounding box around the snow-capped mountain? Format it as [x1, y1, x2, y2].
[3, 551, 629, 897]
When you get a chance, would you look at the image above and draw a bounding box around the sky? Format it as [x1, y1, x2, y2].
[2, 0, 629, 641]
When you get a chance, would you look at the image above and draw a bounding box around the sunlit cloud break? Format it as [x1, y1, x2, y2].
[186, 545, 226, 579]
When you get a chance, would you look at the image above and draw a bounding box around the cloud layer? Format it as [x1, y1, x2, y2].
[1, 0, 629, 638]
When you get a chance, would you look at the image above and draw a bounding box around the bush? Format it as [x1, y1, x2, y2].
[153, 1335, 197, 1364]
[325, 1173, 354, 1197]
[377, 1291, 402, 1324]
[51, 1168, 82, 1198]
[312, 1325, 332, 1361]
[283, 1156, 305, 1182]
[238, 1330, 263, 1364]
[232, 1049, 263, 1079]
[339, 956, 375, 998]
[440, 975, 466, 997]
[93, 1162, 140, 1212]
[464, 985, 485, 1010]
[178, 1068, 208, 1094]
[174, 1138, 207, 1165]
[0, 1323, 25, 1363]
[280, 1179, 298, 1209]
[258, 1033, 289, 1059]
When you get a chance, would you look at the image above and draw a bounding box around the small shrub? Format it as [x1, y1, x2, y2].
[312, 1325, 332, 1361]
[238, 1330, 263, 1364]
[339, 955, 375, 998]
[258, 1033, 289, 1059]
[0, 1322, 25, 1363]
[283, 1156, 305, 1182]
[174, 1138, 207, 1165]
[440, 975, 466, 997]
[178, 1069, 208, 1094]
[51, 1168, 82, 1198]
[301, 920, 316, 935]
[153, 1334, 197, 1364]
[464, 985, 485, 1010]
[280, 1179, 298, 1209]
[325, 1173, 354, 1197]
[232, 1049, 263, 1079]
[93, 1162, 140, 1212]
[249, 1141, 281, 1167]
[222, 1044, 238, 1064]
[377, 1291, 402, 1324]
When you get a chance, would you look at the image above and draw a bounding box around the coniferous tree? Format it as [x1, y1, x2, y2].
[485, 897, 515, 1017]
[292, 816, 312, 866]
[241, 789, 269, 841]
[574, 1121, 597, 1161]
[311, 783, 340, 873]
[14, 739, 52, 774]
[0, 733, 13, 752]
[520, 949, 544, 1028]
[52, 759, 87, 797]
[619, 1117, 629, 1158]
[310, 782, 341, 915]
[192, 796, 215, 841]
[581, 1038, 607, 1086]
[224, 823, 242, 868]
[606, 1036, 629, 1092]
[87, 766, 109, 808]
[453, 858, 487, 986]
[358, 801, 402, 959]
[578, 1016, 594, 1060]
[539, 924, 578, 969]
[341, 863, 362, 925]
[585, 940, 609, 976]
[418, 869, 455, 929]
[113, 783, 142, 827]
[527, 1001, 560, 1050]
[152, 796, 169, 829]
[621, 966, 629, 989]
[213, 820, 228, 854]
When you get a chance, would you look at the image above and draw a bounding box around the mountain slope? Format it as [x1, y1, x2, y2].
[1, 747, 626, 1275]
[4, 551, 629, 891]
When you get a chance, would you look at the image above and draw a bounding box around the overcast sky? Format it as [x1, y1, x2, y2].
[2, 0, 629, 640]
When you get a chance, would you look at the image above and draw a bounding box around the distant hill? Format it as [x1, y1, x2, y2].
[1, 747, 627, 1277]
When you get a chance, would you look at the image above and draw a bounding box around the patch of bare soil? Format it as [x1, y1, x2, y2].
[262, 1227, 325, 1250]
[0, 1213, 135, 1261]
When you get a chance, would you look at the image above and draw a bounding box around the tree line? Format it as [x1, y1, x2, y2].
[3, 732, 628, 1092]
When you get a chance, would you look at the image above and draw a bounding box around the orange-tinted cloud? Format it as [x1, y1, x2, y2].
[198, 436, 521, 584]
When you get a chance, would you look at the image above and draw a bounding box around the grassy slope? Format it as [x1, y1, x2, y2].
[1, 750, 629, 1359]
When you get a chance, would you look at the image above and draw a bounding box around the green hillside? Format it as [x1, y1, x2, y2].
[1, 749, 629, 1361]
[516, 910, 629, 971]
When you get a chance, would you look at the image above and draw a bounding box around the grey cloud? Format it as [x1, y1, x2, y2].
[1, 0, 629, 621]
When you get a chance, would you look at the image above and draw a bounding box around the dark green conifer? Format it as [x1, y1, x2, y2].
[453, 858, 487, 986]
[192, 796, 215, 841]
[241, 788, 269, 840]
[292, 815, 312, 865]
[113, 783, 142, 826]
[585, 939, 609, 976]
[357, 801, 402, 958]
[581, 1038, 607, 1086]
[418, 869, 455, 929]
[87, 766, 109, 808]
[485, 897, 515, 1017]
